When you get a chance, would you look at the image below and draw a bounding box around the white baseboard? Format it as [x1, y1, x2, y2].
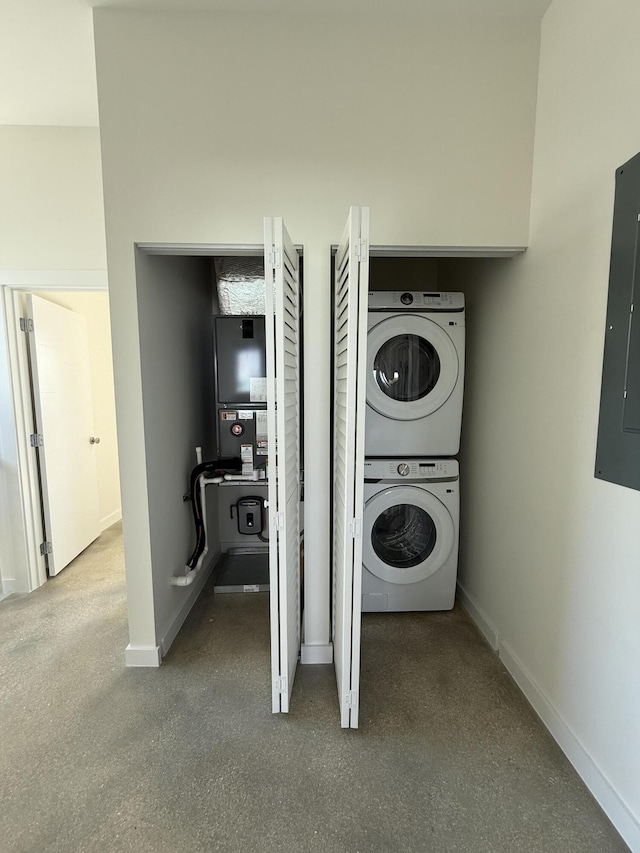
[459, 586, 640, 852]
[159, 549, 220, 658]
[301, 643, 333, 664]
[0, 578, 17, 597]
[500, 640, 640, 851]
[456, 582, 500, 650]
[125, 644, 161, 667]
[101, 509, 122, 531]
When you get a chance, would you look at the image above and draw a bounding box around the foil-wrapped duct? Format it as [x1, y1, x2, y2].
[215, 257, 266, 315]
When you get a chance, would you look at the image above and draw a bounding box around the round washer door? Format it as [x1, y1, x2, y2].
[367, 315, 459, 421]
[363, 486, 455, 585]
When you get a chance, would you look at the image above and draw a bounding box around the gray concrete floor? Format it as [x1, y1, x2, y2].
[0, 524, 628, 853]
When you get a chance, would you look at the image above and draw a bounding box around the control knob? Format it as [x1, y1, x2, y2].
[400, 292, 413, 305]
[397, 463, 411, 477]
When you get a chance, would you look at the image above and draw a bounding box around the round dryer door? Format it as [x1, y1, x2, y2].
[367, 315, 459, 421]
[363, 485, 455, 585]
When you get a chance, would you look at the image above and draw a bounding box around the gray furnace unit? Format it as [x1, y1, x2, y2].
[213, 315, 268, 468]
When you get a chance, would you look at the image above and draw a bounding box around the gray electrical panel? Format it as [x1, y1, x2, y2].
[595, 152, 640, 491]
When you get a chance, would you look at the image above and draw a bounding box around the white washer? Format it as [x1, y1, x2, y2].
[361, 458, 459, 612]
[365, 291, 465, 457]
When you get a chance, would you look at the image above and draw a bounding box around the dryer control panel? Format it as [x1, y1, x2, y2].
[368, 291, 465, 312]
[364, 458, 459, 480]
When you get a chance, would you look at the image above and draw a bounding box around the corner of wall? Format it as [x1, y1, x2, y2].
[158, 549, 220, 659]
[458, 585, 640, 852]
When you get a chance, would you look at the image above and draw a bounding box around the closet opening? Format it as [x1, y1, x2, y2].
[134, 238, 303, 711]
[330, 241, 525, 727]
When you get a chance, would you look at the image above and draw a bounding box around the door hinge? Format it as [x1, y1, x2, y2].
[269, 246, 282, 270]
[275, 675, 287, 695]
[345, 690, 358, 709]
[40, 541, 53, 556]
[273, 512, 285, 532]
[30, 433, 44, 448]
[19, 317, 34, 333]
[349, 518, 362, 538]
[356, 238, 367, 261]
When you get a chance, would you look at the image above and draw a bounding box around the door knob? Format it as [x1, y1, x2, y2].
[90, 436, 101, 445]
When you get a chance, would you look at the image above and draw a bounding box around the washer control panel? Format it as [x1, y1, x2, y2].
[364, 459, 459, 480]
[368, 291, 464, 311]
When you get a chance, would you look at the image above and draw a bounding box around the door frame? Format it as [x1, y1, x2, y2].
[129, 242, 303, 671]
[0, 271, 108, 595]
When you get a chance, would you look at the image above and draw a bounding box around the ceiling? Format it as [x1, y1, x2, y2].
[0, 0, 553, 127]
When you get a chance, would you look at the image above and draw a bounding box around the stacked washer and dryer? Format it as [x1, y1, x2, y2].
[362, 291, 465, 612]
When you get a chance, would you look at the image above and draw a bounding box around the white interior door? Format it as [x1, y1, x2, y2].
[264, 217, 301, 713]
[27, 294, 101, 576]
[332, 206, 370, 728]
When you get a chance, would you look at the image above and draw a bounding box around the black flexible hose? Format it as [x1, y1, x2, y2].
[186, 458, 240, 570]
[258, 502, 269, 541]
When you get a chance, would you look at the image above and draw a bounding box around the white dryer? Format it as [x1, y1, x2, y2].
[365, 291, 465, 457]
[361, 458, 459, 612]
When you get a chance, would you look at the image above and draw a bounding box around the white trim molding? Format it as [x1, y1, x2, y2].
[0, 270, 108, 291]
[458, 586, 640, 851]
[330, 245, 527, 258]
[1, 287, 47, 593]
[125, 644, 162, 667]
[159, 549, 220, 658]
[301, 643, 334, 664]
[136, 242, 304, 258]
[100, 509, 122, 532]
[500, 641, 640, 852]
[456, 582, 500, 650]
[0, 579, 17, 597]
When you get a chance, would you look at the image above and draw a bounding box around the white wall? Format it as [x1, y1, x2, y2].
[0, 126, 106, 270]
[0, 126, 110, 594]
[32, 291, 121, 530]
[93, 7, 541, 657]
[456, 0, 640, 846]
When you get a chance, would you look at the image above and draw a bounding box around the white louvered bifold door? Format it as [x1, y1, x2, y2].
[332, 206, 370, 728]
[264, 217, 301, 714]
